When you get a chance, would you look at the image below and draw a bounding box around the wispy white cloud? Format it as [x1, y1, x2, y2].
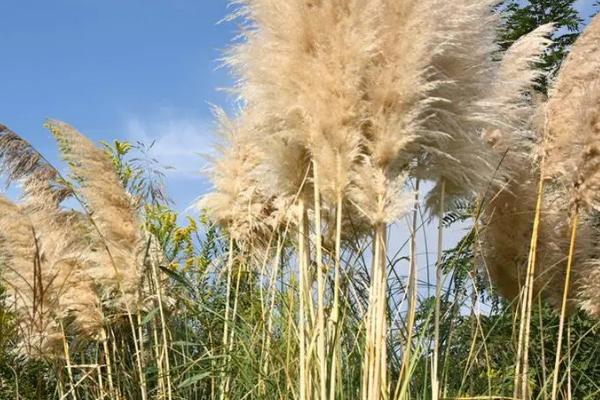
[123, 113, 216, 179]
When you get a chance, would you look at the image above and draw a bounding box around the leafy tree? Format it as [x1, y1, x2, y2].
[499, 0, 582, 79]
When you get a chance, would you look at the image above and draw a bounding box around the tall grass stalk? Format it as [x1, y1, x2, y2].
[152, 317, 166, 398]
[136, 307, 148, 399]
[432, 180, 446, 400]
[110, 332, 122, 400]
[362, 219, 388, 400]
[400, 181, 421, 388]
[567, 319, 572, 399]
[298, 197, 310, 400]
[100, 328, 117, 399]
[328, 191, 343, 400]
[312, 162, 328, 400]
[224, 262, 243, 397]
[550, 211, 579, 400]
[219, 235, 235, 400]
[260, 236, 283, 393]
[538, 296, 548, 400]
[150, 251, 173, 400]
[96, 364, 106, 399]
[514, 170, 545, 399]
[60, 324, 77, 400]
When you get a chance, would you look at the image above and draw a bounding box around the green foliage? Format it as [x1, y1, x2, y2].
[409, 208, 600, 399]
[499, 0, 582, 80]
[436, 300, 600, 399]
[102, 139, 171, 206]
[3, 145, 600, 398]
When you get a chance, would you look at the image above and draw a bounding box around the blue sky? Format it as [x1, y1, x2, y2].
[0, 0, 597, 212]
[0, 0, 235, 210]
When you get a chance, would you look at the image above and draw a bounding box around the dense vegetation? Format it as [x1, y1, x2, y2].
[1, 1, 600, 400]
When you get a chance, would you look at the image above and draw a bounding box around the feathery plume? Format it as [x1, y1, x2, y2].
[541, 14, 600, 314]
[0, 194, 103, 355]
[544, 14, 600, 185]
[213, 2, 557, 398]
[227, 0, 374, 205]
[228, 0, 505, 220]
[565, 81, 600, 317]
[0, 125, 105, 353]
[0, 195, 63, 356]
[350, 161, 412, 226]
[481, 16, 600, 310]
[411, 0, 502, 211]
[30, 205, 104, 338]
[479, 25, 554, 300]
[45, 119, 142, 301]
[492, 23, 555, 133]
[0, 124, 72, 206]
[572, 81, 600, 212]
[199, 108, 282, 248]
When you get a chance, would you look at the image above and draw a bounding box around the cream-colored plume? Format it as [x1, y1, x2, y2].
[45, 119, 142, 302]
[0, 196, 63, 356]
[542, 14, 600, 315]
[0, 124, 106, 355]
[544, 14, 600, 186]
[571, 81, 600, 211]
[0, 121, 146, 356]
[199, 107, 282, 248]
[350, 161, 413, 226]
[410, 0, 503, 210]
[228, 0, 374, 207]
[0, 124, 72, 206]
[492, 23, 555, 136]
[480, 16, 600, 313]
[31, 206, 104, 338]
[569, 81, 600, 316]
[0, 194, 103, 356]
[227, 0, 509, 226]
[478, 25, 554, 301]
